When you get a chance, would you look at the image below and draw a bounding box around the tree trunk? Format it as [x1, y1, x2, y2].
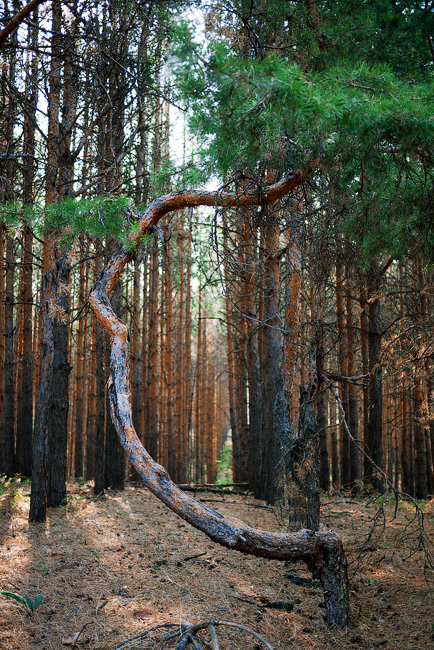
[164, 242, 176, 479]
[2, 235, 15, 477]
[89, 227, 350, 627]
[73, 241, 86, 478]
[398, 264, 412, 494]
[15, 12, 37, 477]
[93, 311, 105, 495]
[195, 293, 203, 482]
[47, 251, 71, 507]
[260, 212, 282, 503]
[364, 270, 383, 493]
[335, 260, 349, 489]
[242, 216, 262, 495]
[104, 279, 124, 490]
[147, 239, 159, 460]
[29, 266, 54, 522]
[345, 270, 360, 488]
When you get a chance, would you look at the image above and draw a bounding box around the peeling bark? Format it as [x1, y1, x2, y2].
[89, 168, 350, 628]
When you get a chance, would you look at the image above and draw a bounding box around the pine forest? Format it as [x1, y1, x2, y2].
[1, 1, 434, 649]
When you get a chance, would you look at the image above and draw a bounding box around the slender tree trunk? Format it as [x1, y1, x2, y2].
[140, 253, 148, 448]
[364, 269, 383, 493]
[175, 217, 186, 481]
[223, 228, 241, 483]
[398, 264, 412, 494]
[260, 212, 282, 503]
[183, 220, 193, 482]
[345, 270, 360, 488]
[206, 331, 216, 483]
[130, 258, 142, 481]
[148, 239, 159, 460]
[73, 241, 86, 477]
[29, 260, 55, 521]
[195, 293, 203, 482]
[93, 250, 105, 497]
[86, 287, 97, 480]
[2, 235, 15, 477]
[165, 243, 176, 479]
[104, 280, 124, 489]
[243, 216, 262, 494]
[15, 13, 37, 477]
[200, 311, 207, 481]
[335, 260, 349, 488]
[47, 251, 71, 507]
[413, 259, 428, 499]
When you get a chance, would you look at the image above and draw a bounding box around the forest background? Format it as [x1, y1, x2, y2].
[0, 0, 434, 549]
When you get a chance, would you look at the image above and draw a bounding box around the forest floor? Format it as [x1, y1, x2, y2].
[0, 479, 434, 650]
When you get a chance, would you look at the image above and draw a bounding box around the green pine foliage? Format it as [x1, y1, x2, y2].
[0, 196, 152, 251]
[171, 5, 434, 262]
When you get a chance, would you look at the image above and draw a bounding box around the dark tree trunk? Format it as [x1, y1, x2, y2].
[15, 11, 37, 477]
[15, 225, 33, 477]
[130, 258, 142, 481]
[147, 239, 159, 461]
[29, 270, 54, 522]
[93, 322, 105, 495]
[73, 244, 86, 478]
[364, 272, 383, 493]
[398, 264, 413, 494]
[2, 235, 15, 477]
[345, 272, 360, 488]
[298, 387, 321, 531]
[335, 260, 349, 489]
[260, 212, 282, 503]
[244, 222, 263, 495]
[47, 252, 71, 507]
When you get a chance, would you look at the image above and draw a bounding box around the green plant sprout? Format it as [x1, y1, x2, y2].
[1, 591, 44, 613]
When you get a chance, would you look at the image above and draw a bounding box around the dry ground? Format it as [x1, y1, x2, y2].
[1, 479, 433, 650]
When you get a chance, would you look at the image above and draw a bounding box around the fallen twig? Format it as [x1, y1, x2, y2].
[181, 552, 207, 562]
[231, 594, 296, 611]
[71, 622, 92, 650]
[109, 623, 177, 650]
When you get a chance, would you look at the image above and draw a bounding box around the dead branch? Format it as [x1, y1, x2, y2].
[109, 623, 177, 650]
[326, 377, 434, 578]
[0, 0, 47, 47]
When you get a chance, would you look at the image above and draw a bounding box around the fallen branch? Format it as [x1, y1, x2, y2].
[109, 623, 177, 650]
[180, 552, 207, 562]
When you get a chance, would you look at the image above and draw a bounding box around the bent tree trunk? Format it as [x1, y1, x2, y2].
[89, 168, 350, 628]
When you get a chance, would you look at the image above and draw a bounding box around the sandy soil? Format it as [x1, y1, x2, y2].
[1, 479, 433, 650]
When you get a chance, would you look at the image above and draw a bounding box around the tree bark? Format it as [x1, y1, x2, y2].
[104, 279, 124, 490]
[335, 260, 349, 488]
[364, 269, 383, 493]
[47, 252, 71, 507]
[345, 269, 360, 488]
[241, 215, 262, 495]
[2, 235, 15, 477]
[260, 212, 282, 503]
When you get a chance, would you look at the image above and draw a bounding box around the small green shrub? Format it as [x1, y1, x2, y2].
[1, 591, 44, 613]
